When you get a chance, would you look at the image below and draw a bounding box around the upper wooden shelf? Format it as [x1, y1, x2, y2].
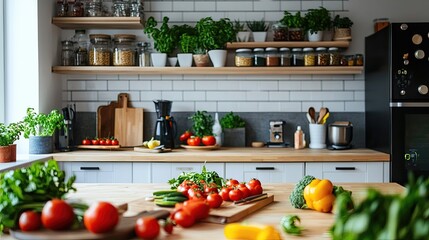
[52, 17, 143, 29]
[226, 41, 351, 49]
[52, 66, 363, 75]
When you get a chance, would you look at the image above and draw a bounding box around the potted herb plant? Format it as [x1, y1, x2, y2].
[23, 107, 64, 154]
[220, 112, 246, 147]
[246, 19, 269, 42]
[234, 20, 250, 42]
[0, 122, 23, 162]
[333, 15, 354, 40]
[304, 7, 332, 42]
[280, 11, 305, 41]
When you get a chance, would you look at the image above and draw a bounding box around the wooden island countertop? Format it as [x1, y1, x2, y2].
[3, 182, 403, 240]
[51, 147, 389, 163]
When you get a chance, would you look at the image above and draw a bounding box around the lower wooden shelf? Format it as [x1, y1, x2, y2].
[52, 66, 363, 75]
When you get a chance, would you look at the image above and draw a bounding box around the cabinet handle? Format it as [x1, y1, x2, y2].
[335, 167, 356, 171]
[80, 167, 100, 170]
[176, 167, 193, 171]
[255, 167, 275, 170]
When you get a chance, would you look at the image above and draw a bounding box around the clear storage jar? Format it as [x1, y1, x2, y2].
[85, 0, 103, 17]
[89, 34, 111, 66]
[235, 49, 253, 67]
[266, 47, 280, 66]
[303, 48, 316, 66]
[56, 0, 68, 17]
[112, 0, 128, 17]
[136, 42, 151, 67]
[328, 47, 340, 66]
[272, 23, 288, 41]
[61, 40, 76, 66]
[253, 48, 266, 67]
[71, 29, 89, 66]
[292, 48, 304, 66]
[316, 47, 329, 66]
[279, 48, 291, 66]
[355, 54, 364, 66]
[113, 34, 136, 66]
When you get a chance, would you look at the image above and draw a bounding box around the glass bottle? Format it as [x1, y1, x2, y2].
[316, 47, 329, 66]
[253, 48, 266, 67]
[212, 113, 223, 146]
[265, 47, 280, 66]
[61, 40, 76, 66]
[89, 34, 111, 66]
[292, 48, 303, 66]
[112, 34, 136, 66]
[136, 42, 151, 67]
[303, 48, 315, 66]
[279, 48, 291, 66]
[71, 30, 88, 66]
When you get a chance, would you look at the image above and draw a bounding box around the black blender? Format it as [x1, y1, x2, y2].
[153, 100, 177, 149]
[58, 104, 76, 151]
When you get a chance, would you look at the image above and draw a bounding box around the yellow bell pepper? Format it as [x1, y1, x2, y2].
[303, 178, 336, 213]
[224, 223, 282, 240]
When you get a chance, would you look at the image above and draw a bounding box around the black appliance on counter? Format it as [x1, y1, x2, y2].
[58, 104, 76, 151]
[153, 100, 177, 149]
[365, 23, 429, 184]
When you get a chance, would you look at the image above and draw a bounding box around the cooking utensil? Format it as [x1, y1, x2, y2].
[308, 107, 316, 123]
[321, 111, 330, 124]
[317, 107, 328, 124]
[234, 193, 268, 205]
[306, 112, 313, 123]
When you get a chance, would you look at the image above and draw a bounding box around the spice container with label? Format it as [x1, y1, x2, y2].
[61, 40, 76, 66]
[279, 48, 291, 66]
[316, 47, 329, 66]
[328, 47, 340, 66]
[355, 54, 364, 66]
[253, 48, 266, 67]
[235, 49, 253, 67]
[113, 34, 136, 66]
[272, 23, 288, 41]
[136, 42, 151, 67]
[292, 48, 304, 66]
[266, 47, 280, 66]
[303, 48, 316, 66]
[89, 34, 111, 66]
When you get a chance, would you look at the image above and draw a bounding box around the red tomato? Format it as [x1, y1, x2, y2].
[247, 178, 262, 188]
[162, 219, 174, 234]
[187, 136, 201, 146]
[177, 180, 196, 197]
[111, 139, 119, 145]
[220, 187, 231, 201]
[238, 183, 251, 199]
[172, 209, 195, 228]
[206, 193, 223, 208]
[179, 131, 192, 142]
[91, 139, 100, 145]
[188, 188, 204, 200]
[202, 135, 216, 146]
[248, 184, 263, 196]
[229, 189, 244, 201]
[41, 199, 75, 230]
[105, 138, 112, 145]
[84, 202, 119, 233]
[204, 182, 219, 195]
[82, 138, 91, 145]
[226, 178, 240, 187]
[135, 216, 160, 239]
[19, 211, 42, 232]
[99, 139, 106, 145]
[183, 200, 210, 220]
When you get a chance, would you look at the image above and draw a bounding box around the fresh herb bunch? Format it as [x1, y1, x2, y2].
[331, 175, 429, 240]
[22, 107, 64, 137]
[179, 33, 199, 54]
[0, 160, 79, 231]
[196, 17, 237, 50]
[144, 16, 179, 54]
[333, 15, 354, 28]
[189, 110, 214, 137]
[220, 112, 246, 129]
[280, 11, 305, 28]
[0, 122, 23, 146]
[304, 7, 332, 34]
[168, 165, 224, 190]
[246, 19, 269, 31]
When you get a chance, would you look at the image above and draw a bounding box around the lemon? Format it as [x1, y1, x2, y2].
[147, 138, 160, 149]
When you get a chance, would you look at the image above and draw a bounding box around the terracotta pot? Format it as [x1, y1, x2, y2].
[193, 54, 211, 67]
[0, 145, 15, 163]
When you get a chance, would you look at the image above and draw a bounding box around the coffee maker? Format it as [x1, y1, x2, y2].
[153, 100, 177, 149]
[267, 120, 286, 147]
[58, 104, 76, 151]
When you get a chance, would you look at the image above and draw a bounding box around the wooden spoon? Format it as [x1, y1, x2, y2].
[317, 107, 327, 124]
[308, 107, 316, 124]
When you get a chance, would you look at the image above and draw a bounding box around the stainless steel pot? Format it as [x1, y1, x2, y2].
[328, 123, 353, 146]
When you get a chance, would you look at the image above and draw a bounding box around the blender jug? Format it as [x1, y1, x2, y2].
[153, 100, 172, 118]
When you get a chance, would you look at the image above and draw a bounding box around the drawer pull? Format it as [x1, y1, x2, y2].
[176, 167, 193, 171]
[255, 167, 275, 170]
[335, 167, 356, 171]
[80, 167, 100, 170]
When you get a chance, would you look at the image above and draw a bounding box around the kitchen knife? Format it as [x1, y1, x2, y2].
[234, 193, 268, 205]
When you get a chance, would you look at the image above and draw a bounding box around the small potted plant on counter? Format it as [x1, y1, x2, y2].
[246, 19, 269, 42]
[304, 6, 332, 41]
[234, 19, 250, 42]
[333, 14, 354, 40]
[280, 11, 305, 41]
[23, 107, 64, 154]
[220, 112, 246, 147]
[0, 122, 23, 162]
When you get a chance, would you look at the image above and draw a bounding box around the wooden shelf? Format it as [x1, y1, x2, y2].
[52, 17, 143, 29]
[52, 66, 363, 75]
[227, 41, 350, 49]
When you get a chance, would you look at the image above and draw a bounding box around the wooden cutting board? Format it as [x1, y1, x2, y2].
[97, 93, 127, 139]
[10, 210, 169, 240]
[114, 95, 144, 147]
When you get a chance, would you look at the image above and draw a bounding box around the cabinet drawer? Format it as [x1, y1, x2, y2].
[226, 163, 304, 183]
[62, 162, 132, 183]
[306, 162, 385, 183]
[132, 163, 151, 183]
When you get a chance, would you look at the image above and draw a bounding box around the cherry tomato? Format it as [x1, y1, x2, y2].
[19, 211, 42, 232]
[41, 199, 75, 230]
[172, 209, 195, 228]
[82, 138, 91, 145]
[206, 193, 223, 208]
[105, 138, 112, 145]
[135, 216, 160, 239]
[248, 184, 263, 196]
[111, 139, 119, 145]
[226, 178, 239, 187]
[99, 139, 106, 145]
[202, 135, 216, 146]
[247, 178, 262, 188]
[179, 131, 192, 142]
[177, 180, 196, 197]
[183, 200, 210, 221]
[162, 219, 174, 234]
[188, 188, 204, 200]
[229, 189, 244, 201]
[84, 202, 119, 233]
[204, 182, 219, 195]
[238, 183, 251, 199]
[220, 187, 231, 201]
[91, 138, 100, 145]
[187, 136, 201, 146]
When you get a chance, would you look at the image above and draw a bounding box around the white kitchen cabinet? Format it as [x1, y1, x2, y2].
[61, 162, 132, 183]
[132, 162, 151, 183]
[151, 162, 225, 183]
[305, 162, 388, 183]
[225, 163, 305, 183]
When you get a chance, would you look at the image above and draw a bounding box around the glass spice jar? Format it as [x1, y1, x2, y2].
[253, 48, 266, 67]
[292, 48, 304, 66]
[279, 48, 291, 66]
[113, 34, 136, 66]
[328, 47, 340, 66]
[316, 47, 329, 66]
[89, 34, 111, 66]
[136, 42, 151, 67]
[71, 29, 89, 66]
[272, 23, 288, 41]
[61, 40, 76, 66]
[85, 0, 103, 17]
[340, 55, 348, 66]
[56, 0, 68, 17]
[346, 55, 355, 66]
[235, 49, 253, 67]
[266, 47, 280, 66]
[355, 54, 364, 66]
[303, 48, 316, 66]
[112, 0, 128, 17]
[70, 0, 84, 17]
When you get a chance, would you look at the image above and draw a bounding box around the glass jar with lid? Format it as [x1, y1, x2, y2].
[272, 22, 288, 41]
[279, 48, 291, 66]
[355, 54, 364, 66]
[136, 42, 151, 67]
[61, 40, 76, 66]
[292, 48, 304, 66]
[56, 0, 68, 17]
[70, 0, 85, 17]
[316, 47, 329, 66]
[253, 48, 266, 67]
[266, 47, 280, 66]
[85, 0, 103, 17]
[303, 48, 316, 66]
[235, 49, 253, 67]
[89, 34, 111, 66]
[71, 30, 89, 66]
[328, 47, 340, 66]
[129, 0, 142, 17]
[112, 0, 128, 17]
[112, 34, 136, 66]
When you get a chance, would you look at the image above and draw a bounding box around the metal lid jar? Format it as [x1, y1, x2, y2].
[279, 48, 291, 66]
[136, 42, 151, 67]
[303, 47, 316, 66]
[316, 47, 329, 66]
[253, 48, 266, 67]
[235, 48, 253, 67]
[265, 47, 279, 66]
[292, 48, 303, 66]
[61, 40, 76, 66]
[328, 47, 340, 66]
[272, 22, 288, 41]
[113, 34, 136, 66]
[89, 34, 111, 66]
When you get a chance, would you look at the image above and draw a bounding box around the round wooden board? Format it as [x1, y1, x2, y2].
[180, 144, 220, 151]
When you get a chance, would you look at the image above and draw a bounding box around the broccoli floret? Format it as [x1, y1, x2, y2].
[289, 175, 316, 209]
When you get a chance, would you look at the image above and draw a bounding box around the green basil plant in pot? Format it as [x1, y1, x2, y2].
[220, 112, 246, 147]
[177, 24, 198, 67]
[304, 6, 332, 42]
[333, 15, 354, 40]
[0, 122, 23, 162]
[280, 11, 305, 41]
[23, 108, 64, 154]
[246, 19, 269, 42]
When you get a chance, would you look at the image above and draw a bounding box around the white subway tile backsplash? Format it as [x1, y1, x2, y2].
[258, 102, 280, 112]
[207, 91, 246, 101]
[239, 81, 278, 90]
[75, 101, 104, 112]
[301, 81, 322, 90]
[173, 81, 195, 90]
[281, 1, 302, 11]
[72, 91, 98, 101]
[279, 102, 302, 112]
[322, 0, 344, 11]
[151, 1, 173, 12]
[108, 80, 129, 90]
[175, 101, 197, 112]
[96, 74, 119, 80]
[345, 80, 364, 90]
[218, 80, 240, 90]
[269, 92, 290, 101]
[216, 1, 253, 11]
[302, 102, 323, 112]
[152, 80, 173, 90]
[246, 91, 269, 101]
[254, 0, 280, 11]
[195, 81, 218, 90]
[173, 1, 194, 12]
[279, 81, 301, 90]
[184, 91, 206, 101]
[195, 102, 217, 112]
[322, 102, 345, 112]
[194, 1, 216, 12]
[322, 81, 343, 90]
[161, 91, 183, 101]
[86, 81, 107, 91]
[302, 1, 323, 10]
[119, 75, 139, 80]
[140, 91, 162, 101]
[130, 81, 151, 90]
[354, 91, 365, 101]
[68, 81, 86, 91]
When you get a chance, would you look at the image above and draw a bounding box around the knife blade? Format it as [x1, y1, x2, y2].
[234, 193, 268, 205]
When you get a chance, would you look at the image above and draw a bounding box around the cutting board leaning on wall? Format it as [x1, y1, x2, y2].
[114, 94, 144, 147]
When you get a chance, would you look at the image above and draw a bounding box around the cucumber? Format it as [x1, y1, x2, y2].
[154, 199, 179, 208]
[163, 196, 188, 202]
[152, 190, 178, 196]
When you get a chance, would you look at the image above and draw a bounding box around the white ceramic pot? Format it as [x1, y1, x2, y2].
[168, 57, 177, 67]
[252, 31, 267, 42]
[208, 50, 227, 67]
[307, 30, 324, 42]
[177, 53, 193, 67]
[236, 31, 251, 42]
[151, 53, 167, 67]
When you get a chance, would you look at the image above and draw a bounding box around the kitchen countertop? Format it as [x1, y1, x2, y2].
[51, 147, 390, 162]
[0, 155, 52, 172]
[2, 182, 403, 240]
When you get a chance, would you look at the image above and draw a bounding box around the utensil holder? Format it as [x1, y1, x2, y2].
[309, 123, 327, 149]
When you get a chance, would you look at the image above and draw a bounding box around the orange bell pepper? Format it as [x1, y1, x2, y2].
[303, 179, 335, 213]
